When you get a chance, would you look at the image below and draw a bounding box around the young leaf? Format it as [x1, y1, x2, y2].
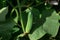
[25, 7, 33, 33]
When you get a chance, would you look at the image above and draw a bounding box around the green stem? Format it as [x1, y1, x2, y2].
[17, 0, 25, 32]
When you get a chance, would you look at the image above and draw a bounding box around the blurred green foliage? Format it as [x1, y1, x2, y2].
[0, 0, 60, 40]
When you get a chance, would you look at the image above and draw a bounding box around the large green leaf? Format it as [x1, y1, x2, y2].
[43, 10, 59, 37]
[0, 7, 15, 40]
[0, 7, 8, 22]
[29, 26, 46, 40]
[0, 20, 15, 40]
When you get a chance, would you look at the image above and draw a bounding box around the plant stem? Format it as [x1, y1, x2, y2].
[17, 0, 25, 32]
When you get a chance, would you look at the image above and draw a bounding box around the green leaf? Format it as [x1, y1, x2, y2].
[29, 26, 46, 40]
[0, 7, 8, 22]
[25, 7, 33, 33]
[0, 20, 15, 40]
[43, 10, 59, 37]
